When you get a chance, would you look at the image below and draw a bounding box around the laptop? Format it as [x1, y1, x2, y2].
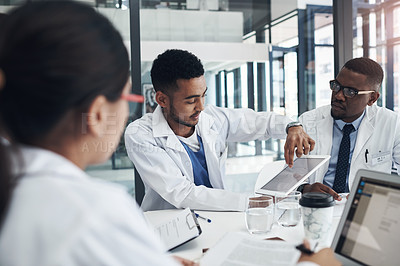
[331, 169, 400, 266]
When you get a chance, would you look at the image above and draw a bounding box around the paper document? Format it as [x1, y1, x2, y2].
[200, 232, 300, 266]
[152, 208, 201, 251]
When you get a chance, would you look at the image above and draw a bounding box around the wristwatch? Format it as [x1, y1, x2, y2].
[285, 121, 303, 134]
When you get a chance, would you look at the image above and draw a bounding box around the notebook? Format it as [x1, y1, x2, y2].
[331, 169, 400, 266]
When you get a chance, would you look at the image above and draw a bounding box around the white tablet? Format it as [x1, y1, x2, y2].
[255, 155, 330, 196]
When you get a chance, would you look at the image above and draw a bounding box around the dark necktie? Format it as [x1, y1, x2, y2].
[333, 124, 355, 193]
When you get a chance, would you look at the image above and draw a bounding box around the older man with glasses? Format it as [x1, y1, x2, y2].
[296, 57, 400, 199]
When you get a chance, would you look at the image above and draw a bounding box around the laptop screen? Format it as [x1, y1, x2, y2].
[334, 176, 400, 265]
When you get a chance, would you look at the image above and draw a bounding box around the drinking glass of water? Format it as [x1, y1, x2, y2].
[245, 195, 274, 234]
[276, 191, 302, 227]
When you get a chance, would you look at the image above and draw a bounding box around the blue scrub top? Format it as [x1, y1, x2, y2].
[180, 135, 212, 188]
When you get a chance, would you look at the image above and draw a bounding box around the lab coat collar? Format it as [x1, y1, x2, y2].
[12, 145, 88, 181]
[334, 109, 365, 131]
[196, 108, 218, 139]
[316, 108, 334, 155]
[152, 106, 186, 152]
[364, 104, 377, 123]
[151, 105, 217, 152]
[151, 105, 217, 136]
[151, 106, 185, 152]
[196, 110, 222, 188]
[152, 106, 175, 138]
[315, 105, 375, 155]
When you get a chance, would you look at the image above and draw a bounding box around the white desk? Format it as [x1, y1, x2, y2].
[145, 160, 346, 261]
[144, 208, 343, 261]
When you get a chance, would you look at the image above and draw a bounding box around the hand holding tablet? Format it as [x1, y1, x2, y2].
[256, 155, 330, 196]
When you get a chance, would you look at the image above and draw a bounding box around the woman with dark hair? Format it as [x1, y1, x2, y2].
[0, 1, 180, 265]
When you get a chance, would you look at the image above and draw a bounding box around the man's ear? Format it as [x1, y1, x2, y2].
[85, 95, 107, 137]
[367, 91, 380, 106]
[155, 91, 170, 108]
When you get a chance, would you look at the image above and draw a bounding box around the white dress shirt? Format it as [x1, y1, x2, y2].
[322, 111, 365, 191]
[0, 146, 178, 266]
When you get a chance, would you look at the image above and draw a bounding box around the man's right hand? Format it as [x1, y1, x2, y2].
[302, 183, 342, 201]
[298, 248, 341, 266]
[298, 240, 341, 266]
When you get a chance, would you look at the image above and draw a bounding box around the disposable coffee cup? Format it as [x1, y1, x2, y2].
[299, 192, 335, 247]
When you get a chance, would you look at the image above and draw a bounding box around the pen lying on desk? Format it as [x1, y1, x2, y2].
[193, 212, 212, 223]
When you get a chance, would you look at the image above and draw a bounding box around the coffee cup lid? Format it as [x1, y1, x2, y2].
[299, 192, 335, 208]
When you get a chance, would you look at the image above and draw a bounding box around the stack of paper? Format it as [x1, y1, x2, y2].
[200, 232, 301, 266]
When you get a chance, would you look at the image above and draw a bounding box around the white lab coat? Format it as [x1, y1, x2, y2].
[125, 105, 291, 212]
[0, 146, 178, 266]
[299, 104, 400, 189]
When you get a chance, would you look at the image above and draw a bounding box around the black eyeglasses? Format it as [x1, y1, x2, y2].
[329, 80, 375, 98]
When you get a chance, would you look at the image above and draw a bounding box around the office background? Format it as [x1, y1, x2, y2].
[1, 0, 398, 203]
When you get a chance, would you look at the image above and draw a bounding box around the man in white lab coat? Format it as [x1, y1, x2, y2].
[298, 57, 400, 198]
[125, 49, 315, 211]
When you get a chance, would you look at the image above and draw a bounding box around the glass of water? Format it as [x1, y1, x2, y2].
[276, 191, 302, 227]
[245, 195, 274, 234]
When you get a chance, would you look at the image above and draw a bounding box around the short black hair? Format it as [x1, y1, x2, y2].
[150, 49, 204, 94]
[343, 57, 384, 90]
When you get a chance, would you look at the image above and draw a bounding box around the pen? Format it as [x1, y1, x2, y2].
[365, 149, 369, 163]
[295, 244, 314, 255]
[194, 212, 212, 223]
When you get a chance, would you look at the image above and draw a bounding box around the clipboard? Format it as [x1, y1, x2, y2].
[153, 208, 202, 251]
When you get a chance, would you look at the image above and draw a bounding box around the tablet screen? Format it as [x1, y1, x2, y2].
[260, 157, 325, 192]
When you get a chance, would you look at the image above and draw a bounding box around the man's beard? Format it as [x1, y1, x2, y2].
[330, 109, 343, 120]
[169, 103, 198, 128]
[330, 100, 346, 120]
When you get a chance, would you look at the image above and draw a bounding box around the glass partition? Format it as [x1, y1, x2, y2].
[353, 0, 400, 111]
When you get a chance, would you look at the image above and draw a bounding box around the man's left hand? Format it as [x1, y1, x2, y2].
[284, 126, 315, 167]
[303, 182, 342, 201]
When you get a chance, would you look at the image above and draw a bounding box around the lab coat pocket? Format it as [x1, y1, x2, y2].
[303, 121, 316, 135]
